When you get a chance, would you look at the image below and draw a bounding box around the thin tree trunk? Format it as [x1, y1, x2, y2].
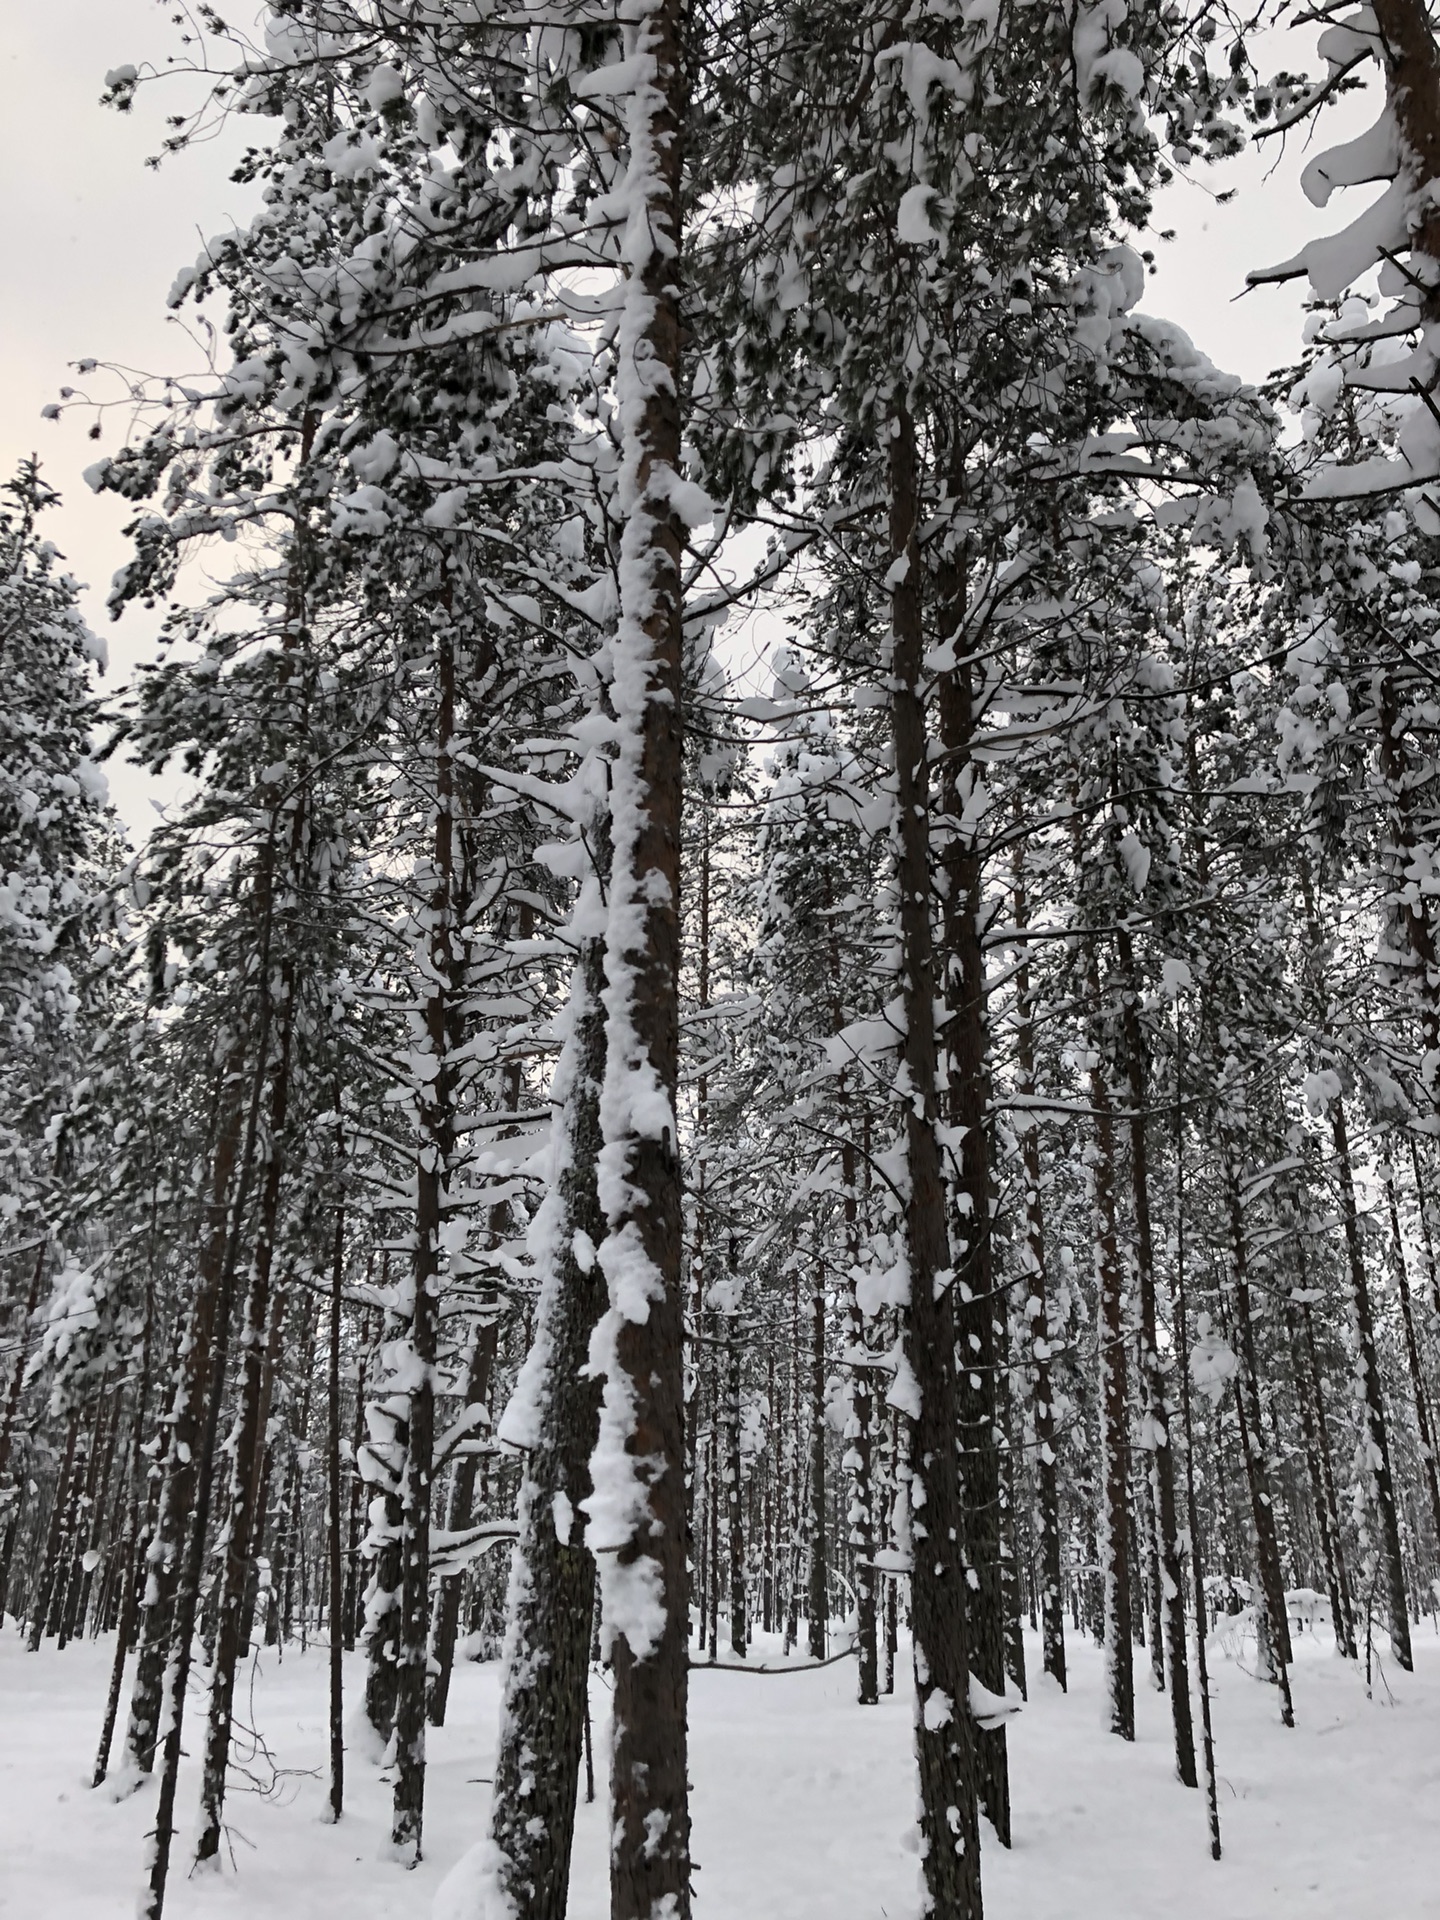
[1283, 1279, 1355, 1658]
[1116, 934, 1195, 1784]
[1088, 1002, 1135, 1743]
[1332, 1097, 1413, 1668]
[327, 1194, 345, 1826]
[428, 1318, 499, 1728]
[196, 971, 298, 1863]
[391, 614, 460, 1862]
[1387, 1173, 1440, 1552]
[1172, 1011, 1221, 1859]
[725, 1283, 747, 1659]
[26, 1413, 79, 1651]
[1012, 850, 1065, 1689]
[124, 1049, 247, 1777]
[841, 1127, 879, 1704]
[0, 1236, 48, 1620]
[806, 1256, 827, 1659]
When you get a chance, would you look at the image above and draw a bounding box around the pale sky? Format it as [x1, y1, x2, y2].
[1, 5, 1371, 841]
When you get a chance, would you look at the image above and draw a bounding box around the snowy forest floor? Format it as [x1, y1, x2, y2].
[4, 1621, 1439, 1920]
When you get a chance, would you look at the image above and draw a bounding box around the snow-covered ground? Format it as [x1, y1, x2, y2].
[2, 1618, 1438, 1919]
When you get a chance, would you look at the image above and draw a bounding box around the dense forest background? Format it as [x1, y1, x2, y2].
[7, 6, 1440, 1919]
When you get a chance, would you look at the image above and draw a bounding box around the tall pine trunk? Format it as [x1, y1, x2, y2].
[485, 891, 609, 1915]
[938, 647, 1009, 1843]
[888, 401, 982, 1916]
[391, 615, 460, 1860]
[584, 12, 692, 1912]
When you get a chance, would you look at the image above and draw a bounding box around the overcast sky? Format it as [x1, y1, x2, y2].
[2, 4, 1371, 841]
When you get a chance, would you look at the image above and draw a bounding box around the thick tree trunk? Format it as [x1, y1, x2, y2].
[938, 649, 1009, 1843]
[888, 401, 983, 1915]
[486, 900, 608, 1913]
[581, 6, 693, 1914]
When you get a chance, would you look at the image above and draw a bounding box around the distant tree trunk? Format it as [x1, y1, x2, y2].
[1283, 1274, 1356, 1658]
[196, 969, 298, 1863]
[888, 401, 982, 1915]
[768, 1336, 779, 1635]
[1387, 1172, 1440, 1552]
[1012, 850, 1065, 1690]
[1217, 1169, 1295, 1727]
[124, 1047, 247, 1775]
[145, 1021, 273, 1920]
[1087, 1001, 1134, 1743]
[840, 1124, 878, 1704]
[26, 1413, 79, 1651]
[807, 1257, 827, 1659]
[327, 1193, 345, 1826]
[1332, 1097, 1413, 1669]
[428, 1317, 499, 1728]
[784, 1271, 801, 1656]
[725, 1279, 747, 1659]
[0, 1236, 48, 1620]
[343, 1318, 372, 1650]
[1116, 934, 1195, 1785]
[1172, 1014, 1222, 1860]
[94, 1295, 155, 1785]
